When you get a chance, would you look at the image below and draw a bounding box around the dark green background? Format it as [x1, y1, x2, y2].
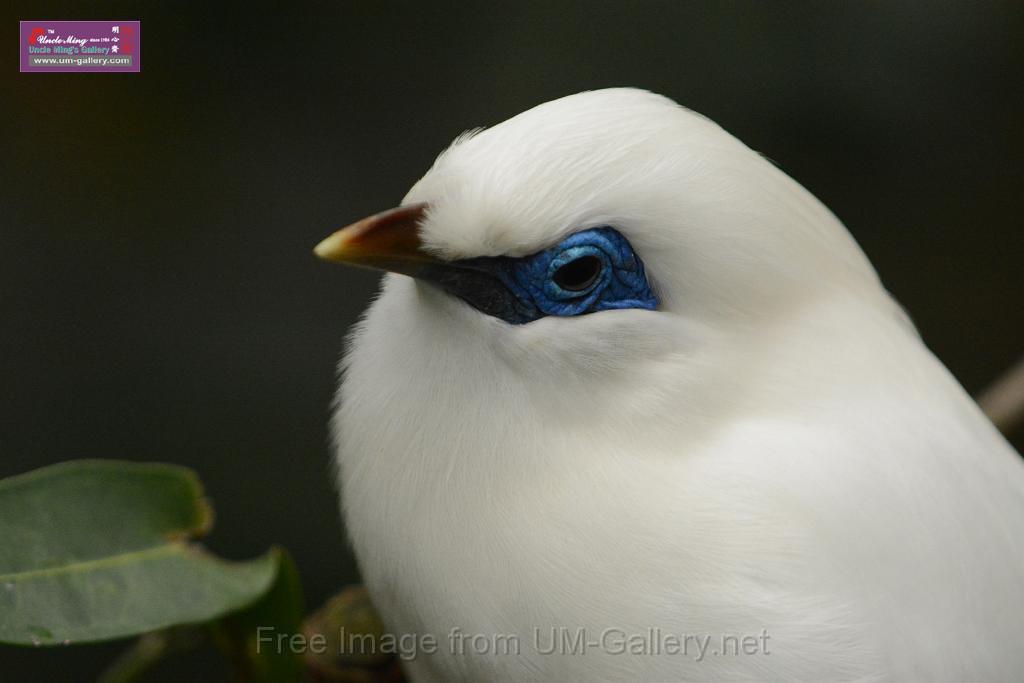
[2, 1, 1022, 680]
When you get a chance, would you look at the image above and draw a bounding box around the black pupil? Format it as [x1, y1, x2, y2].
[553, 256, 602, 292]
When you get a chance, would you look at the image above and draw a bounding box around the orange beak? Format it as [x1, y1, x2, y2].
[313, 203, 437, 277]
[315, 203, 539, 323]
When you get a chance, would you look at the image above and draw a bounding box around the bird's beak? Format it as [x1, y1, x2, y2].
[313, 203, 437, 277]
[315, 203, 539, 323]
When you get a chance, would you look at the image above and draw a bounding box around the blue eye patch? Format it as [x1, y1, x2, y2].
[418, 227, 657, 324]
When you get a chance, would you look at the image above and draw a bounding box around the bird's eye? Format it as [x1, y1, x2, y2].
[552, 255, 602, 292]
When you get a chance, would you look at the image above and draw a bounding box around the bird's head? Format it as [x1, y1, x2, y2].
[317, 89, 887, 431]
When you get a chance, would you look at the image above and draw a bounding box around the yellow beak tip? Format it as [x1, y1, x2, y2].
[313, 232, 348, 261]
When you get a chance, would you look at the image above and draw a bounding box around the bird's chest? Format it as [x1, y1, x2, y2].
[337, 410, 887, 682]
[344, 439, 583, 620]
[341, 431, 657, 679]
[342, 424, 769, 683]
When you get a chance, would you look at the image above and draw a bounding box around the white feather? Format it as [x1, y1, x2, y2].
[332, 89, 1024, 681]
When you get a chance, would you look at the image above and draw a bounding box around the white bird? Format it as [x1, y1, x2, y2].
[315, 89, 1024, 681]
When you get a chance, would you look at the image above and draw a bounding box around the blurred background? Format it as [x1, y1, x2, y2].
[2, 1, 1022, 679]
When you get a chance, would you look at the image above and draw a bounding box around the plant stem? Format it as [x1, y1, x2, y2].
[97, 628, 204, 683]
[978, 355, 1024, 436]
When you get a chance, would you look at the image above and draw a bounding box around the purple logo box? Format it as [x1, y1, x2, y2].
[20, 21, 140, 72]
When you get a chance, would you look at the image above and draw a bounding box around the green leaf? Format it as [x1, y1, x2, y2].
[0, 460, 277, 646]
[213, 547, 305, 682]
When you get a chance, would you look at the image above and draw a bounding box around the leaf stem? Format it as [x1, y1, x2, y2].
[97, 628, 204, 683]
